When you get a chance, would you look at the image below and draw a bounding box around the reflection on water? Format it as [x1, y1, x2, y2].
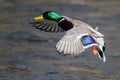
[0, 0, 120, 80]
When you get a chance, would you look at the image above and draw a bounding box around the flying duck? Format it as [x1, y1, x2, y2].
[30, 11, 106, 62]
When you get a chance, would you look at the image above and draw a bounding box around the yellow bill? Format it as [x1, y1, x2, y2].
[33, 15, 44, 20]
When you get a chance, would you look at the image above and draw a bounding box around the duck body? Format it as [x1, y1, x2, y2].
[30, 11, 106, 62]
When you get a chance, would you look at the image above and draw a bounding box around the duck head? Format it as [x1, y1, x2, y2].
[33, 11, 62, 22]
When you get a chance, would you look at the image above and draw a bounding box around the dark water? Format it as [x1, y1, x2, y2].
[0, 0, 120, 80]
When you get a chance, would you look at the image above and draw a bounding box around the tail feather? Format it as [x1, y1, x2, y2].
[96, 46, 106, 62]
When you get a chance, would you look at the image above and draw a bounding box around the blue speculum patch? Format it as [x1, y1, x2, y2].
[81, 35, 96, 46]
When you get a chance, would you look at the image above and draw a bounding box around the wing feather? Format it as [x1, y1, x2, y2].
[73, 42, 76, 55]
[30, 20, 64, 32]
[67, 41, 71, 54]
[64, 41, 68, 54]
[56, 33, 86, 55]
[74, 41, 79, 55]
[56, 41, 62, 52]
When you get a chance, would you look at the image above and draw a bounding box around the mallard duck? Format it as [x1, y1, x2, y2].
[30, 11, 106, 62]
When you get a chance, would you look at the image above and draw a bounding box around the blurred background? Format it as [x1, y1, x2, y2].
[0, 0, 120, 80]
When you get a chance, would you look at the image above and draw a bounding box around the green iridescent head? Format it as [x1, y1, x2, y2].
[33, 11, 62, 22]
[43, 11, 62, 21]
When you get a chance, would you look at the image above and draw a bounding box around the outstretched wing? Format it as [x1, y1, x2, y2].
[56, 34, 84, 55]
[56, 27, 98, 55]
[30, 20, 64, 32]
